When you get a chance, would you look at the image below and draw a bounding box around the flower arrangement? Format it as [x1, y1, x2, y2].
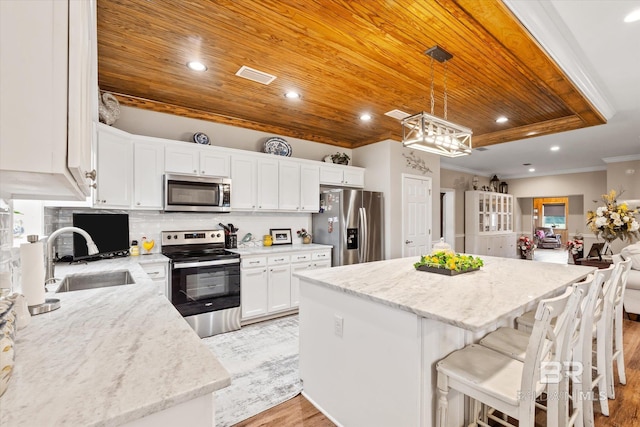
[518, 235, 536, 259]
[587, 190, 639, 243]
[297, 228, 312, 243]
[297, 228, 311, 238]
[414, 251, 483, 272]
[566, 236, 584, 255]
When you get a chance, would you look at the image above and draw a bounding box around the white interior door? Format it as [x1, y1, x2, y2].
[402, 174, 432, 257]
[441, 188, 455, 249]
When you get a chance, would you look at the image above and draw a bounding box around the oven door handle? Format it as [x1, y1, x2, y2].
[173, 259, 240, 269]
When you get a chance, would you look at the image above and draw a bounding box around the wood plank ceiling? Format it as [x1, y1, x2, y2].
[97, 0, 606, 150]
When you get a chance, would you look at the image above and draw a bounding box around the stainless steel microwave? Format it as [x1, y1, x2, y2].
[164, 174, 231, 212]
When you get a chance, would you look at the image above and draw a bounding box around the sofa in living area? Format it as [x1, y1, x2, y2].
[534, 227, 562, 249]
[621, 242, 640, 317]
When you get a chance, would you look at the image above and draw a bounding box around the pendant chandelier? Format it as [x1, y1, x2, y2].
[402, 46, 472, 158]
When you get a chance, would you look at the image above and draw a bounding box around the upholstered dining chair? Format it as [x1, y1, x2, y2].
[436, 286, 582, 427]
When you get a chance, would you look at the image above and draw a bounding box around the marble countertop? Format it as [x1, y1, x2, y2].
[230, 243, 332, 256]
[0, 256, 230, 427]
[294, 255, 596, 332]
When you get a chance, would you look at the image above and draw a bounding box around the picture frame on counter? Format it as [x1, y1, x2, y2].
[270, 228, 292, 245]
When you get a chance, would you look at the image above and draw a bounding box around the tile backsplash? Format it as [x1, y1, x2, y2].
[44, 208, 312, 257]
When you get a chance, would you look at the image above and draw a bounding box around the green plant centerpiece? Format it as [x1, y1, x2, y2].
[414, 251, 484, 275]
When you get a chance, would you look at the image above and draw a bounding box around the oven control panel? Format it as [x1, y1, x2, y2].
[161, 230, 225, 246]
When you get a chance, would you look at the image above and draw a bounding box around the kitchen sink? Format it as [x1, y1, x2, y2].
[56, 270, 135, 293]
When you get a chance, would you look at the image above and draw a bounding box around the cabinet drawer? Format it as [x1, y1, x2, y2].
[312, 251, 331, 261]
[290, 253, 312, 263]
[141, 263, 166, 279]
[268, 255, 291, 265]
[242, 257, 267, 268]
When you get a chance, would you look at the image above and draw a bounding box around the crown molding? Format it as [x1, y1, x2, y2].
[502, 0, 616, 120]
[602, 154, 640, 163]
[503, 165, 606, 180]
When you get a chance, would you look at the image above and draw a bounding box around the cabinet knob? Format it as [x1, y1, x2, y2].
[202, 171, 205, 174]
[136, 202, 140, 206]
[193, 169, 197, 173]
[90, 183, 97, 189]
[405, 240, 413, 244]
[252, 205, 256, 208]
[259, 206, 262, 209]
[85, 169, 97, 181]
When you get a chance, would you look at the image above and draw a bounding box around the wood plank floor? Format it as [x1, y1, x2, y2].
[234, 318, 640, 427]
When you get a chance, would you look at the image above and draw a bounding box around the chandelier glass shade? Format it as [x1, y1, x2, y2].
[402, 46, 472, 158]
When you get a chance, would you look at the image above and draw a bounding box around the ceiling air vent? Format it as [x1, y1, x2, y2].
[384, 109, 411, 120]
[235, 66, 277, 85]
[475, 147, 489, 152]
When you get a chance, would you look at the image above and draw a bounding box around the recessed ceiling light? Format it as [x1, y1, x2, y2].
[528, 168, 536, 172]
[496, 116, 508, 123]
[284, 91, 300, 99]
[550, 146, 560, 151]
[624, 9, 640, 23]
[360, 113, 372, 121]
[526, 131, 538, 136]
[186, 61, 207, 71]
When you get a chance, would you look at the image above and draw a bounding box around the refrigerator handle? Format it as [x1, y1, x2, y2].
[358, 207, 364, 262]
[359, 207, 368, 262]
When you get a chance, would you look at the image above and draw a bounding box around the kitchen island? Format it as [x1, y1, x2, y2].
[294, 255, 595, 427]
[0, 256, 230, 427]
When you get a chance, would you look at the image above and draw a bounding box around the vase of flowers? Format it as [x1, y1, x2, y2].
[566, 235, 584, 264]
[297, 228, 312, 244]
[586, 190, 639, 244]
[518, 235, 536, 260]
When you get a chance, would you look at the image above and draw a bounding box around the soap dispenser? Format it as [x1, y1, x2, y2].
[130, 240, 140, 256]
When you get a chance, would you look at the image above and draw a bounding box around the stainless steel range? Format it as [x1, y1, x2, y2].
[161, 230, 241, 337]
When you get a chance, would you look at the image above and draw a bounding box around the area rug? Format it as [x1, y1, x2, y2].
[201, 315, 302, 426]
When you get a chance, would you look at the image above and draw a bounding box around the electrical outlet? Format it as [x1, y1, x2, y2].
[334, 315, 344, 337]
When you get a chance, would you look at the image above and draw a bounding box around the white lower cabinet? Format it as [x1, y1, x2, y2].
[290, 257, 331, 307]
[139, 260, 169, 297]
[267, 255, 291, 312]
[240, 260, 269, 319]
[240, 249, 331, 322]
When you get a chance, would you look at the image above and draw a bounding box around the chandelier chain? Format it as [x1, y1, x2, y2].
[429, 57, 435, 115]
[443, 62, 448, 120]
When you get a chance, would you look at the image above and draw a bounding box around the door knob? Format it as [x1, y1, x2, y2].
[405, 240, 413, 244]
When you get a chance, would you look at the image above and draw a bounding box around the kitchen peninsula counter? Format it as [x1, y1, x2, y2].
[294, 255, 594, 427]
[0, 256, 230, 427]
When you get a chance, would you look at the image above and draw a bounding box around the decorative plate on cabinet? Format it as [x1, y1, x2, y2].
[263, 137, 292, 156]
[193, 132, 210, 145]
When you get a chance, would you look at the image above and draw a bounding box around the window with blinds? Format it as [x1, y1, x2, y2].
[542, 203, 566, 228]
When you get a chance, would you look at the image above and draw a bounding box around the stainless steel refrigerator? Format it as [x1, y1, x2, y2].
[312, 188, 384, 266]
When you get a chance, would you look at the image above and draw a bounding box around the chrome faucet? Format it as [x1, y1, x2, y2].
[45, 226, 99, 283]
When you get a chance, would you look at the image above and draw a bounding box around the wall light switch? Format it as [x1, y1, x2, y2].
[334, 315, 344, 337]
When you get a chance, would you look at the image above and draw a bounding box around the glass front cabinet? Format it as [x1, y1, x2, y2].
[465, 191, 516, 258]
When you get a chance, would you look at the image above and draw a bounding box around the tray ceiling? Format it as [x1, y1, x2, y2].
[97, 0, 606, 149]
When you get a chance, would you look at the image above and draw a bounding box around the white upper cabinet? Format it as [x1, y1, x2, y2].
[230, 154, 258, 210]
[278, 161, 301, 211]
[257, 158, 279, 210]
[300, 164, 320, 212]
[0, 0, 97, 200]
[319, 164, 364, 188]
[95, 126, 133, 208]
[165, 142, 230, 177]
[133, 139, 165, 209]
